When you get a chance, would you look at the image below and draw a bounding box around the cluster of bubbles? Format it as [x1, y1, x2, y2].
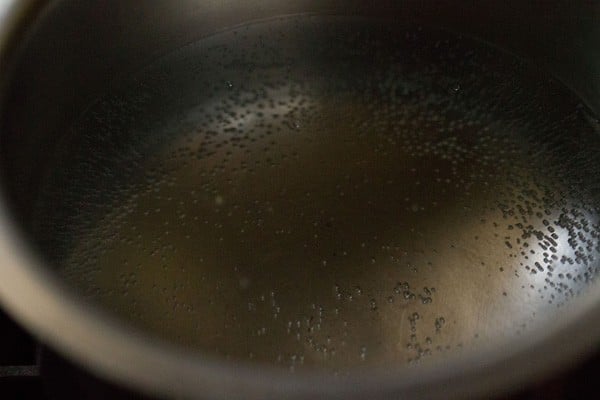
[31, 16, 600, 371]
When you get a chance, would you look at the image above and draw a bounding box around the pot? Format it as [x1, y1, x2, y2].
[0, 1, 599, 399]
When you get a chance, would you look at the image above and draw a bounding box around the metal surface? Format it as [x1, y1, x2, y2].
[0, 1, 598, 400]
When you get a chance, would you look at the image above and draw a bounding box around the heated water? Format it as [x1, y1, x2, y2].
[32, 16, 600, 371]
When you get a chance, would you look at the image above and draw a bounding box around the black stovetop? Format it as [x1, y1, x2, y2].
[0, 308, 598, 399]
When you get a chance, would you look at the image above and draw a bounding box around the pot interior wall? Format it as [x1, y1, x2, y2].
[0, 0, 599, 374]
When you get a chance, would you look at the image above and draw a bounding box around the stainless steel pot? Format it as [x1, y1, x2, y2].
[0, 1, 599, 399]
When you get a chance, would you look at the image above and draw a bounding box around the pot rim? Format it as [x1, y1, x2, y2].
[0, 1, 599, 399]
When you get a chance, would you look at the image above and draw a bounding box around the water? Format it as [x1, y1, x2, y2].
[32, 16, 600, 371]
